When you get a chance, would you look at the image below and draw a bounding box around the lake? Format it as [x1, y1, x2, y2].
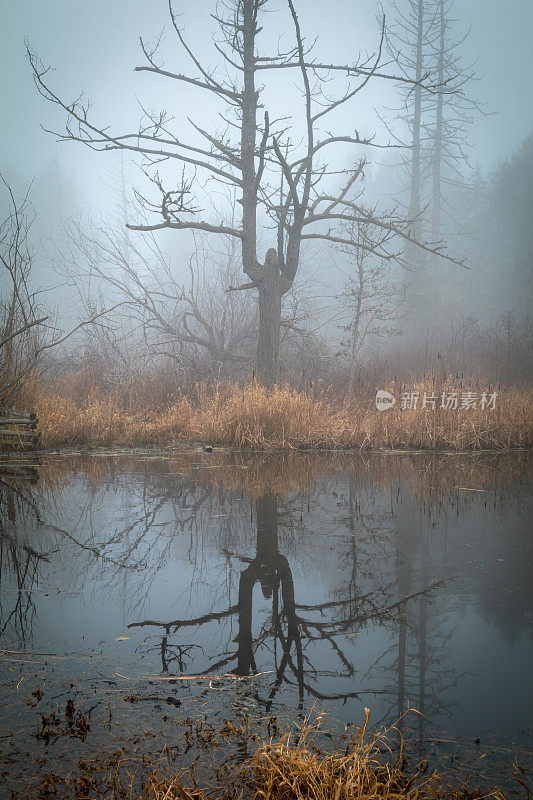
[0, 449, 531, 796]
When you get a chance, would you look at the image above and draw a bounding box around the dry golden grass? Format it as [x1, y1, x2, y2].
[7, 370, 533, 451]
[250, 710, 505, 800]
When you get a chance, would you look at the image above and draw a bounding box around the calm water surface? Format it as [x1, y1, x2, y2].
[0, 450, 531, 794]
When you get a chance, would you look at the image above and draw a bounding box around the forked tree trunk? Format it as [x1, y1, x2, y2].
[240, 1, 283, 386]
[256, 248, 281, 386]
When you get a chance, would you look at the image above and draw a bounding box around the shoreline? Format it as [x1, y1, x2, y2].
[2, 443, 533, 456]
[30, 382, 533, 452]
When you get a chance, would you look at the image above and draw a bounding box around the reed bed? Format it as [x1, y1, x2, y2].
[10, 371, 533, 451]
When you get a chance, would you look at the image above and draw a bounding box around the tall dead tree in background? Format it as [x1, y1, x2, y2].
[428, 0, 481, 245]
[383, 0, 440, 328]
[28, 0, 462, 385]
[384, 0, 480, 332]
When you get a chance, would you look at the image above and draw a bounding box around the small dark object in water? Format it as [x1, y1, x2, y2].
[203, 445, 213, 453]
[165, 696, 181, 707]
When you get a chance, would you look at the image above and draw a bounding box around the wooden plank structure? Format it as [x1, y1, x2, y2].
[0, 408, 40, 450]
[0, 462, 39, 484]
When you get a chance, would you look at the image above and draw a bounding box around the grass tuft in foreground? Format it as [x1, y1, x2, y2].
[249, 709, 505, 800]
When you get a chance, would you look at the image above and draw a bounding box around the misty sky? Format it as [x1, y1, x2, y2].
[2, 0, 533, 213]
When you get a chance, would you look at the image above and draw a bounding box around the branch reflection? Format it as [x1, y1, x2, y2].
[129, 487, 443, 717]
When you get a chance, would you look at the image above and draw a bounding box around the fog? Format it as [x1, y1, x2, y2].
[1, 0, 532, 388]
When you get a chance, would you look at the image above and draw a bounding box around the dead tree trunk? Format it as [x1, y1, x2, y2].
[401, 0, 432, 335]
[402, 0, 428, 340]
[409, 0, 424, 241]
[257, 249, 281, 385]
[431, 0, 445, 244]
[240, 2, 283, 386]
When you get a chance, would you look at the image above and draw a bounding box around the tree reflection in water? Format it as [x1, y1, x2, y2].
[129, 488, 442, 716]
[0, 459, 52, 641]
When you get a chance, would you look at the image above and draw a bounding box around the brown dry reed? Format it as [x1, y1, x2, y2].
[250, 709, 505, 800]
[10, 370, 533, 451]
[135, 709, 506, 800]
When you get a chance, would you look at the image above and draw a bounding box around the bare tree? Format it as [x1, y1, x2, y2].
[428, 0, 482, 244]
[335, 225, 406, 390]
[381, 0, 441, 308]
[0, 176, 48, 405]
[59, 214, 258, 379]
[28, 0, 465, 385]
[0, 177, 123, 405]
[382, 0, 481, 328]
